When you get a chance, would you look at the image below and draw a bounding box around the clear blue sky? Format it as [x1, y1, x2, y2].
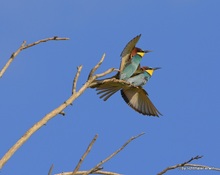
[1, 1, 220, 175]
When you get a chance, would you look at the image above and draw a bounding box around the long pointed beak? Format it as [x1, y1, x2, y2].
[153, 67, 161, 70]
[144, 50, 153, 53]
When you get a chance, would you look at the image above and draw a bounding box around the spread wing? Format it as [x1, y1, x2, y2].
[121, 87, 162, 117]
[94, 79, 132, 101]
[119, 34, 141, 72]
[91, 78, 162, 117]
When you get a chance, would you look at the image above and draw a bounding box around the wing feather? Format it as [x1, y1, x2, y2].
[121, 87, 161, 117]
[119, 34, 141, 72]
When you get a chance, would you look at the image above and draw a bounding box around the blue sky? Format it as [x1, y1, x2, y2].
[1, 1, 220, 175]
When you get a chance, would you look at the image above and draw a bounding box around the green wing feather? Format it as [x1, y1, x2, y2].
[119, 34, 141, 72]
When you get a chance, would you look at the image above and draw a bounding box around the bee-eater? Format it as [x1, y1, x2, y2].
[127, 66, 161, 86]
[120, 49, 151, 80]
[118, 34, 151, 80]
[120, 67, 161, 116]
[119, 34, 142, 76]
[90, 34, 150, 93]
[94, 67, 161, 116]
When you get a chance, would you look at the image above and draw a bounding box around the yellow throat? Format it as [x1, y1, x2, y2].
[146, 69, 154, 76]
[137, 51, 145, 57]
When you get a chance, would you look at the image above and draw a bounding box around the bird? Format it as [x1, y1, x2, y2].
[94, 66, 162, 116]
[120, 48, 151, 80]
[126, 66, 161, 86]
[120, 67, 161, 116]
[90, 34, 150, 96]
[118, 34, 151, 80]
[90, 35, 161, 116]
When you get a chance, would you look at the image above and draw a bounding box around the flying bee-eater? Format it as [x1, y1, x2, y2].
[120, 49, 151, 80]
[93, 67, 161, 116]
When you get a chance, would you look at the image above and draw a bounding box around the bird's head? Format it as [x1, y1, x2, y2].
[131, 47, 152, 57]
[141, 66, 161, 76]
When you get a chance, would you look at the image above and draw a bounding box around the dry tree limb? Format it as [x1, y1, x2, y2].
[72, 66, 83, 94]
[72, 135, 98, 175]
[0, 36, 69, 78]
[82, 132, 145, 175]
[56, 133, 144, 175]
[87, 53, 105, 80]
[157, 155, 203, 175]
[0, 54, 115, 169]
[56, 170, 122, 175]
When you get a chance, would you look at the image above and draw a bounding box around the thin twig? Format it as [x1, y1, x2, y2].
[94, 68, 116, 79]
[56, 170, 122, 175]
[157, 155, 203, 175]
[72, 135, 98, 175]
[72, 66, 83, 94]
[88, 53, 106, 80]
[23, 36, 69, 49]
[0, 36, 69, 78]
[82, 132, 145, 175]
[48, 164, 54, 175]
[0, 54, 112, 169]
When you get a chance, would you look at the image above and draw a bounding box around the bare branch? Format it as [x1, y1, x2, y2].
[72, 66, 83, 94]
[56, 170, 122, 175]
[0, 36, 69, 78]
[94, 68, 116, 79]
[82, 132, 145, 175]
[157, 155, 203, 175]
[88, 53, 106, 80]
[23, 36, 69, 49]
[72, 135, 98, 175]
[0, 53, 113, 169]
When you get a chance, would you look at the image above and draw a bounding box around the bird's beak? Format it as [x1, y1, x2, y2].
[153, 67, 161, 70]
[144, 50, 152, 53]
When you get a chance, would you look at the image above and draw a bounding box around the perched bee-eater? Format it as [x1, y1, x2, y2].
[94, 66, 161, 116]
[127, 66, 161, 86]
[121, 67, 161, 116]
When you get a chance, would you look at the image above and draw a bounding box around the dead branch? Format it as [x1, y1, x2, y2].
[56, 170, 122, 175]
[0, 53, 115, 169]
[72, 66, 83, 94]
[0, 36, 69, 78]
[82, 132, 145, 175]
[87, 53, 105, 80]
[72, 135, 98, 175]
[157, 155, 203, 175]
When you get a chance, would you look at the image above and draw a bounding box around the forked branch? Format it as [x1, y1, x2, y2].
[55, 133, 144, 175]
[0, 36, 69, 78]
[157, 155, 203, 175]
[0, 53, 115, 169]
[82, 132, 145, 175]
[72, 135, 98, 175]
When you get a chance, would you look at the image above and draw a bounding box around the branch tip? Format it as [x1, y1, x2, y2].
[72, 134, 98, 175]
[72, 66, 83, 94]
